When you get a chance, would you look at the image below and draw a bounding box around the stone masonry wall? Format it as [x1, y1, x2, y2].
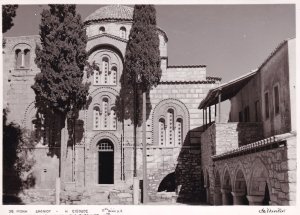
[209, 135, 296, 205]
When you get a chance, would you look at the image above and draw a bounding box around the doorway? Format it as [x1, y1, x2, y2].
[98, 139, 114, 184]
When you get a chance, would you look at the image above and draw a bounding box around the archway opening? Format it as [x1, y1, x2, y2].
[222, 170, 233, 205]
[214, 170, 222, 205]
[234, 169, 249, 205]
[157, 172, 176, 192]
[262, 183, 270, 205]
[249, 161, 270, 205]
[97, 139, 114, 184]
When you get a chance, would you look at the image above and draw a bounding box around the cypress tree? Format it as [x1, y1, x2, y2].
[32, 5, 89, 179]
[124, 5, 161, 203]
[2, 5, 18, 33]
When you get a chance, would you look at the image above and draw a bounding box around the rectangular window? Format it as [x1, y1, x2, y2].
[244, 106, 250, 122]
[274, 85, 280, 114]
[239, 111, 243, 122]
[255, 100, 259, 122]
[265, 92, 269, 119]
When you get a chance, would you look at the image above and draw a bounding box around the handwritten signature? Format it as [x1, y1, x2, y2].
[259, 208, 286, 213]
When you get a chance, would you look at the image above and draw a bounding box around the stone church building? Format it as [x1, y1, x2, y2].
[3, 5, 221, 204]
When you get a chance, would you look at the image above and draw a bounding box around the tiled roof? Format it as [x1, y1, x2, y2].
[168, 65, 206, 68]
[84, 5, 134, 23]
[212, 132, 295, 161]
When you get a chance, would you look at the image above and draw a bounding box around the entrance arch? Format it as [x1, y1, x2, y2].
[248, 159, 271, 205]
[97, 139, 114, 184]
[221, 170, 233, 205]
[233, 169, 249, 205]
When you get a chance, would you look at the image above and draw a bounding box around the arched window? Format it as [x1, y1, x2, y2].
[175, 118, 183, 145]
[94, 70, 100, 85]
[102, 98, 109, 129]
[110, 108, 117, 130]
[167, 109, 174, 146]
[111, 66, 117, 85]
[93, 106, 101, 130]
[158, 118, 166, 146]
[99, 26, 105, 34]
[24, 49, 30, 67]
[102, 57, 109, 84]
[15, 49, 22, 68]
[120, 26, 126, 39]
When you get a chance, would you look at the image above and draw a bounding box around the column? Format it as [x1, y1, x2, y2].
[221, 189, 232, 205]
[231, 191, 246, 205]
[214, 189, 222, 205]
[247, 195, 265, 205]
[206, 187, 211, 204]
[21, 51, 25, 67]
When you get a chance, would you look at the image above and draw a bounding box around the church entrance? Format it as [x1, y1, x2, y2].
[97, 139, 114, 184]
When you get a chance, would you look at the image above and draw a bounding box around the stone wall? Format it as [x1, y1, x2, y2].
[206, 134, 296, 205]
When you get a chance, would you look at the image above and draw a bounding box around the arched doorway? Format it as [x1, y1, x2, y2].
[97, 139, 114, 184]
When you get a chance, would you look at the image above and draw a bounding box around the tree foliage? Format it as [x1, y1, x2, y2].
[3, 108, 36, 203]
[32, 5, 89, 138]
[124, 5, 161, 92]
[2, 5, 18, 33]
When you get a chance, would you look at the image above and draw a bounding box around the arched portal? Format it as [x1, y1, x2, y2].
[214, 169, 222, 205]
[157, 172, 176, 192]
[222, 170, 233, 205]
[97, 139, 114, 184]
[248, 159, 271, 205]
[233, 169, 249, 205]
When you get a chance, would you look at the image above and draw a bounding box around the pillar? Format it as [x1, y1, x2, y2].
[247, 195, 265, 205]
[21, 51, 25, 67]
[231, 191, 246, 205]
[221, 189, 232, 205]
[206, 187, 211, 204]
[214, 189, 222, 205]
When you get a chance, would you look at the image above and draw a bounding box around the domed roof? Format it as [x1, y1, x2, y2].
[85, 5, 133, 23]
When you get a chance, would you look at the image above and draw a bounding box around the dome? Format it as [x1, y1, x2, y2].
[84, 5, 133, 23]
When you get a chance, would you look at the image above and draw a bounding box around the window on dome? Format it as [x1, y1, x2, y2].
[120, 26, 126, 39]
[99, 26, 105, 34]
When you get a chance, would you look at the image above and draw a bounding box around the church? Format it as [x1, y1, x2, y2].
[3, 5, 221, 204]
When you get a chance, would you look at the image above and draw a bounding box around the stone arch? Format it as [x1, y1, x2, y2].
[152, 98, 190, 146]
[157, 171, 176, 192]
[232, 161, 248, 192]
[221, 166, 233, 205]
[232, 162, 249, 205]
[86, 87, 119, 131]
[248, 157, 271, 205]
[213, 168, 222, 205]
[87, 44, 124, 63]
[23, 102, 36, 129]
[88, 131, 120, 152]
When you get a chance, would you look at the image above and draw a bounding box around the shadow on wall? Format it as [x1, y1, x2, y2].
[2, 108, 36, 204]
[174, 126, 205, 204]
[115, 67, 152, 127]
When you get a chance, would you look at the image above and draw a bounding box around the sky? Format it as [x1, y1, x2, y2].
[3, 4, 296, 83]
